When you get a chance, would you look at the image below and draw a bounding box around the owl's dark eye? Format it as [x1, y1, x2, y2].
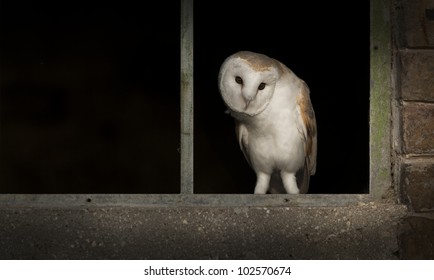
[235, 76, 243, 85]
[258, 83, 266, 90]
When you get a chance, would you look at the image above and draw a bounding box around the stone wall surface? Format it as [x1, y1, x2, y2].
[0, 204, 407, 259]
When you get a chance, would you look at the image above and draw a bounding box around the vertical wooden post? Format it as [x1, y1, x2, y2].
[370, 0, 392, 198]
[180, 0, 194, 194]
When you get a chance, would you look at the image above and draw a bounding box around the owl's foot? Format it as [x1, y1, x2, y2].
[253, 172, 271, 194]
[281, 171, 300, 194]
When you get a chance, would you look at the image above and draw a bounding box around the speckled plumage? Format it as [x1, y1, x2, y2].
[218, 51, 317, 194]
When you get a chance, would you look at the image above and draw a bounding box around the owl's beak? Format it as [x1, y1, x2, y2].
[242, 91, 256, 110]
[242, 85, 258, 110]
[244, 99, 251, 109]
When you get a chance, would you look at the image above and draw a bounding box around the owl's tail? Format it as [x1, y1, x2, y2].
[296, 161, 310, 194]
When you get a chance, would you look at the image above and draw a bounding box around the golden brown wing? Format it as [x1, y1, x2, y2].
[296, 81, 317, 176]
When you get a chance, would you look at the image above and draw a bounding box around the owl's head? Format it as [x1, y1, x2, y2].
[218, 51, 282, 117]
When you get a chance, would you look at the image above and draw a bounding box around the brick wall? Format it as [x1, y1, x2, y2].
[394, 0, 434, 259]
[394, 0, 434, 211]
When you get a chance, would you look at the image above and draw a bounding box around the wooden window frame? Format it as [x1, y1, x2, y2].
[0, 0, 392, 207]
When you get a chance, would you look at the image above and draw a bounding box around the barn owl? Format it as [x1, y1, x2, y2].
[218, 51, 317, 194]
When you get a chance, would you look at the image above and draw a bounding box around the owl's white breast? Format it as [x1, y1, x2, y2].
[239, 76, 305, 174]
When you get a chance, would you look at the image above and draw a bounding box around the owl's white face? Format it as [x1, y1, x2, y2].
[218, 51, 281, 116]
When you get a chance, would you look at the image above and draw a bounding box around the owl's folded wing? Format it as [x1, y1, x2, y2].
[235, 121, 252, 168]
[296, 81, 317, 176]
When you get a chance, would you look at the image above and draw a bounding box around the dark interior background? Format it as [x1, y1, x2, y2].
[0, 0, 369, 194]
[0, 0, 180, 193]
[194, 0, 370, 193]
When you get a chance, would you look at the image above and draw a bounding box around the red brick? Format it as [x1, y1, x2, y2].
[399, 216, 434, 259]
[402, 102, 434, 154]
[400, 158, 434, 212]
[397, 0, 434, 47]
[400, 50, 434, 102]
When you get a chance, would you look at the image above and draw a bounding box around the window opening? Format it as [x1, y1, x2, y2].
[0, 0, 392, 205]
[194, 0, 370, 194]
[0, 1, 180, 193]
